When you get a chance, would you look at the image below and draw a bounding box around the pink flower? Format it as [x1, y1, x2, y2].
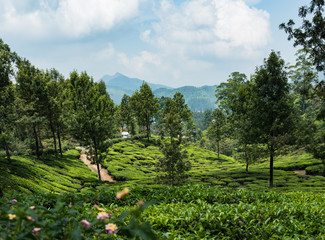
[97, 212, 110, 220]
[4, 198, 8, 201]
[81, 219, 90, 229]
[105, 223, 117, 235]
[29, 206, 35, 210]
[32, 228, 41, 236]
[26, 215, 35, 222]
[11, 199, 17, 203]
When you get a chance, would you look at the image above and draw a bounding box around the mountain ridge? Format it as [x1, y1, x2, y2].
[99, 73, 217, 111]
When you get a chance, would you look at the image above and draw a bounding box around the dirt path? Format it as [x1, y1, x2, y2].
[80, 150, 115, 182]
[294, 170, 306, 175]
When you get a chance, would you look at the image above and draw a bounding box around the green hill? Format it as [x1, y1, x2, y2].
[154, 85, 217, 112]
[100, 73, 171, 104]
[99, 73, 217, 111]
[2, 140, 325, 193]
[101, 138, 325, 191]
[0, 149, 98, 193]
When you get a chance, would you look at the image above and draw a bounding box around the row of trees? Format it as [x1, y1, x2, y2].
[201, 0, 325, 187]
[215, 51, 296, 188]
[0, 38, 194, 184]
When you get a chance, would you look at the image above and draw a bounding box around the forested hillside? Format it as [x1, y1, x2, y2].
[154, 85, 217, 112]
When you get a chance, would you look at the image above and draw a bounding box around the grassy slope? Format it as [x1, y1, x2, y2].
[0, 149, 98, 194]
[1, 139, 325, 194]
[102, 138, 325, 191]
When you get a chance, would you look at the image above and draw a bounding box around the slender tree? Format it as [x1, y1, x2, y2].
[16, 60, 48, 159]
[118, 94, 135, 134]
[216, 72, 258, 172]
[207, 108, 226, 158]
[42, 69, 66, 158]
[288, 49, 318, 114]
[131, 82, 158, 140]
[0, 39, 17, 163]
[173, 91, 193, 141]
[251, 51, 295, 188]
[157, 97, 191, 185]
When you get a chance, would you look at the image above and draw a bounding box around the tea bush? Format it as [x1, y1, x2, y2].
[1, 186, 325, 239]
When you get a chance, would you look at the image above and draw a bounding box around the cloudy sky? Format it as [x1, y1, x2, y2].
[0, 0, 309, 87]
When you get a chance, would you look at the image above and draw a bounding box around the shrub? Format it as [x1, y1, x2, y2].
[228, 182, 241, 188]
[306, 164, 325, 176]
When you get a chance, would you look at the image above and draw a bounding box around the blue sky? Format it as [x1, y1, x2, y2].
[0, 0, 310, 87]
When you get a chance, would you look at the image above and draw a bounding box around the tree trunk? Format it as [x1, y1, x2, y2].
[33, 124, 40, 159]
[269, 145, 274, 188]
[217, 141, 220, 159]
[57, 127, 63, 157]
[37, 123, 43, 155]
[245, 146, 248, 173]
[302, 96, 306, 114]
[4, 140, 11, 164]
[50, 121, 58, 159]
[146, 115, 150, 140]
[93, 139, 101, 181]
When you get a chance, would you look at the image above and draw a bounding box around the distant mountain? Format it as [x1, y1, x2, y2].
[99, 73, 217, 111]
[154, 86, 217, 112]
[100, 73, 171, 103]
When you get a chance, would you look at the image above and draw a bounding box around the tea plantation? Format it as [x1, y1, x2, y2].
[1, 139, 325, 239]
[101, 138, 325, 192]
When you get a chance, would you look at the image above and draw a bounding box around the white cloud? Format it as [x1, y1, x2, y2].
[0, 0, 141, 39]
[144, 0, 271, 59]
[117, 50, 161, 74]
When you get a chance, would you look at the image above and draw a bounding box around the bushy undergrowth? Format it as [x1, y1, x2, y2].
[1, 185, 325, 239]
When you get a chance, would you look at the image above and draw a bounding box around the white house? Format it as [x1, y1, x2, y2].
[122, 132, 130, 138]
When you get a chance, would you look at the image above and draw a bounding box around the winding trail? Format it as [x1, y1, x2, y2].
[80, 150, 115, 182]
[293, 170, 306, 175]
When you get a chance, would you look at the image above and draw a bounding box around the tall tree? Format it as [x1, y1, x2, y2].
[16, 60, 48, 159]
[43, 69, 66, 158]
[118, 94, 135, 134]
[131, 82, 158, 140]
[288, 49, 318, 114]
[207, 108, 226, 158]
[216, 72, 258, 172]
[202, 109, 213, 130]
[0, 39, 16, 164]
[157, 97, 191, 185]
[173, 91, 193, 141]
[0, 39, 17, 163]
[68, 71, 115, 181]
[251, 51, 295, 188]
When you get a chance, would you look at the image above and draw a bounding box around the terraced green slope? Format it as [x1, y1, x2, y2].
[102, 139, 325, 191]
[0, 150, 98, 193]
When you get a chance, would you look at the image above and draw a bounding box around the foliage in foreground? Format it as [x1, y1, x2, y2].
[1, 185, 325, 239]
